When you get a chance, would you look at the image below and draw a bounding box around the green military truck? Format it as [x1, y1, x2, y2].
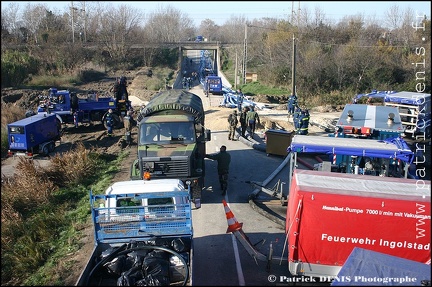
[131, 89, 211, 207]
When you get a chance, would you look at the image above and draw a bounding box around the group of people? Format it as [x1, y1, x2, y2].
[206, 98, 261, 195]
[293, 106, 310, 135]
[182, 76, 193, 89]
[227, 104, 261, 140]
[105, 107, 136, 141]
[105, 76, 137, 139]
[287, 94, 310, 135]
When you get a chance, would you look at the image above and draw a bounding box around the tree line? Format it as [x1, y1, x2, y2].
[1, 2, 430, 105]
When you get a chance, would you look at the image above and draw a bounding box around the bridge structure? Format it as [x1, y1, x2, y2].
[130, 41, 235, 79]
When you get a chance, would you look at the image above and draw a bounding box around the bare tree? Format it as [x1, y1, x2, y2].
[144, 4, 194, 43]
[385, 5, 403, 30]
[97, 4, 143, 60]
[198, 19, 220, 41]
[21, 3, 49, 44]
[1, 2, 21, 43]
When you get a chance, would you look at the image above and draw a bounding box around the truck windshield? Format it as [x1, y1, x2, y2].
[140, 122, 195, 144]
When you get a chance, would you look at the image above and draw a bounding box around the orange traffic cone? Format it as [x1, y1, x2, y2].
[222, 199, 243, 233]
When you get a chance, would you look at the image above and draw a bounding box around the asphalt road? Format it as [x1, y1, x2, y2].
[180, 50, 309, 286]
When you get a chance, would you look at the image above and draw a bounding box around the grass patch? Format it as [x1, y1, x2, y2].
[1, 142, 129, 286]
[241, 81, 290, 97]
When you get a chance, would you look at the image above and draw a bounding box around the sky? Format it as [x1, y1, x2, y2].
[2, 1, 431, 26]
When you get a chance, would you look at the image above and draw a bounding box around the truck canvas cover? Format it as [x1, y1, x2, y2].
[287, 135, 415, 164]
[138, 89, 204, 124]
[337, 104, 404, 133]
[331, 247, 431, 286]
[286, 169, 431, 277]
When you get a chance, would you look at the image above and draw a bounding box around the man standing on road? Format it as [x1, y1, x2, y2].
[205, 145, 231, 195]
[237, 89, 244, 112]
[287, 94, 298, 116]
[246, 106, 260, 138]
[239, 106, 249, 138]
[297, 109, 310, 135]
[123, 110, 134, 144]
[227, 110, 238, 140]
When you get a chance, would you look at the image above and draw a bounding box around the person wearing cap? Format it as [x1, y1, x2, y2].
[298, 109, 310, 135]
[205, 145, 231, 195]
[227, 109, 238, 140]
[105, 108, 114, 137]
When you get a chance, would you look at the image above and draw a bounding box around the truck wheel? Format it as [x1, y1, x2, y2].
[112, 114, 122, 129]
[48, 142, 55, 152]
[42, 145, 50, 156]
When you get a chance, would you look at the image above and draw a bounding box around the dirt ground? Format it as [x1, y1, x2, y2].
[1, 67, 338, 285]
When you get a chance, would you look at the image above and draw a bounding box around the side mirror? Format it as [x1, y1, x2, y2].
[204, 129, 211, 141]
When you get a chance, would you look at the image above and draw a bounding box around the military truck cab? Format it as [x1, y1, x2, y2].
[131, 90, 211, 206]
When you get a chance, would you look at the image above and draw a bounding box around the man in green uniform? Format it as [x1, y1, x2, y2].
[205, 145, 231, 195]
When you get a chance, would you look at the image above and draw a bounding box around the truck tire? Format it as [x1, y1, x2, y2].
[42, 144, 50, 156]
[71, 93, 79, 110]
[48, 142, 55, 152]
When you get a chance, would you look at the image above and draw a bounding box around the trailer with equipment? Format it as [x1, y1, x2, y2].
[353, 90, 431, 139]
[7, 113, 62, 157]
[331, 104, 404, 140]
[285, 169, 430, 278]
[76, 178, 194, 286]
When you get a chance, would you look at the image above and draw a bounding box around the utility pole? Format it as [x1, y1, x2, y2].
[297, 1, 301, 26]
[71, 1, 75, 43]
[291, 35, 296, 96]
[83, 1, 86, 42]
[243, 23, 248, 85]
[291, 1, 294, 23]
[235, 51, 238, 89]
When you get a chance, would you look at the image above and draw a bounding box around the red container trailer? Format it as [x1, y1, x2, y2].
[286, 169, 431, 278]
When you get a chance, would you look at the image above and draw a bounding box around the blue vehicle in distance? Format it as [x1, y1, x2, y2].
[204, 75, 223, 95]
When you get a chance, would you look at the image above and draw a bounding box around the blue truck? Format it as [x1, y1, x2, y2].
[37, 88, 131, 129]
[203, 75, 223, 95]
[7, 113, 62, 157]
